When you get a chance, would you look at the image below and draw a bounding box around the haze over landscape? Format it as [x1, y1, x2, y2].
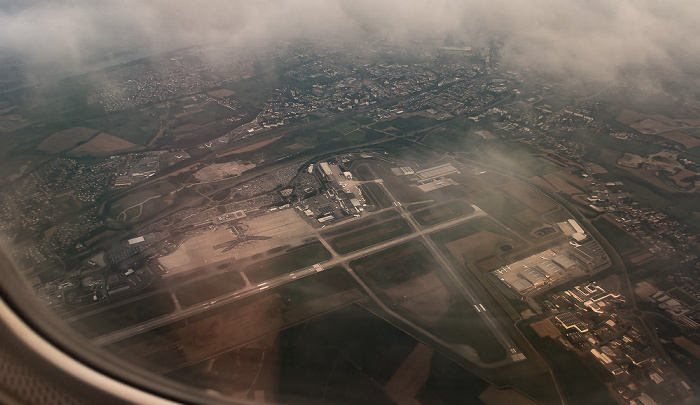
[1, 0, 700, 86]
[3, 2, 700, 405]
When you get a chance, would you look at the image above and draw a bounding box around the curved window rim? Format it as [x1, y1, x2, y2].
[0, 246, 251, 405]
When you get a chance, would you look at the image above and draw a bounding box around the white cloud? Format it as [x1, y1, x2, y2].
[1, 0, 699, 84]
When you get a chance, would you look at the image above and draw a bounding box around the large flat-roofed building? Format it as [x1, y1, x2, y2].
[491, 248, 567, 294]
[127, 236, 145, 245]
[555, 312, 589, 333]
[552, 255, 576, 269]
[557, 219, 588, 242]
[415, 163, 460, 180]
[521, 267, 547, 287]
[567, 282, 621, 303]
[319, 162, 333, 177]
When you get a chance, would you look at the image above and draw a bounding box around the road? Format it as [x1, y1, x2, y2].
[92, 178, 526, 367]
[91, 202, 489, 347]
[371, 179, 525, 363]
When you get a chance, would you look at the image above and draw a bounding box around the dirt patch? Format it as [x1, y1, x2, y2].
[193, 161, 256, 182]
[588, 164, 608, 174]
[530, 319, 561, 339]
[475, 256, 505, 272]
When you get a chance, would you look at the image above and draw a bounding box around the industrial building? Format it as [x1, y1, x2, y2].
[415, 163, 460, 180]
[491, 249, 567, 293]
[555, 312, 589, 333]
[557, 219, 588, 242]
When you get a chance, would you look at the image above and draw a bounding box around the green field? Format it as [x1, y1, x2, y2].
[328, 216, 412, 254]
[69, 293, 174, 339]
[592, 217, 641, 254]
[245, 243, 332, 284]
[411, 200, 475, 227]
[175, 271, 246, 307]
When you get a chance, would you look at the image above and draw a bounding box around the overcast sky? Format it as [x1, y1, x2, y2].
[1, 0, 699, 86]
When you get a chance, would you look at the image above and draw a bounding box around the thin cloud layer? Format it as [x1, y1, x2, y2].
[1, 0, 699, 85]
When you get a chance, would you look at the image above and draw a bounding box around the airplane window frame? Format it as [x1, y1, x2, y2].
[0, 248, 249, 405]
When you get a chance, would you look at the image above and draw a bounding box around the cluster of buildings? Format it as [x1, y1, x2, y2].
[113, 151, 189, 188]
[492, 220, 608, 296]
[635, 280, 700, 329]
[491, 90, 700, 267]
[542, 279, 694, 404]
[298, 159, 365, 224]
[93, 48, 256, 112]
